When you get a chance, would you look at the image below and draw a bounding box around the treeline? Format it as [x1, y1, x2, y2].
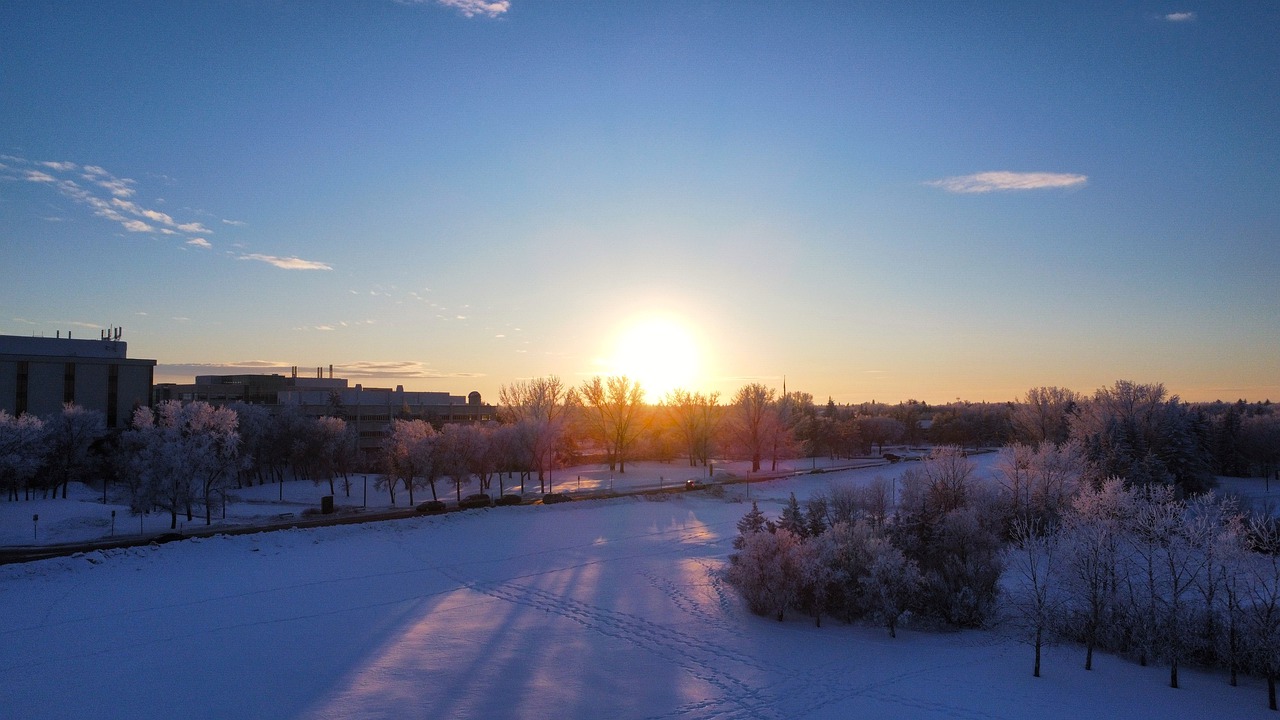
[4, 378, 1278, 528]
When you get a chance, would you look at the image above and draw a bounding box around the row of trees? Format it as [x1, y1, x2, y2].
[6, 379, 1277, 534]
[1008, 481, 1280, 709]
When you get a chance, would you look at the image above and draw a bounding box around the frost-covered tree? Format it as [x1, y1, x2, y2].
[1246, 515, 1280, 710]
[1069, 380, 1212, 494]
[127, 401, 239, 528]
[1012, 386, 1081, 447]
[726, 527, 806, 621]
[1006, 518, 1062, 677]
[0, 410, 47, 501]
[860, 536, 922, 638]
[44, 403, 106, 498]
[381, 419, 437, 505]
[996, 442, 1083, 525]
[500, 376, 570, 492]
[428, 422, 498, 502]
[1060, 478, 1130, 670]
[895, 448, 1004, 627]
[819, 520, 877, 622]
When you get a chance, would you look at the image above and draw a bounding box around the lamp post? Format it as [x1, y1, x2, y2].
[111, 510, 116, 538]
[32, 514, 38, 542]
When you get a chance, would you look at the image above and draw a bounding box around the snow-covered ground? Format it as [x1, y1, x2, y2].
[2, 455, 1276, 719]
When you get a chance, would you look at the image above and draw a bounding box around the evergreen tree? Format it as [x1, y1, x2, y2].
[779, 492, 808, 538]
[734, 501, 767, 549]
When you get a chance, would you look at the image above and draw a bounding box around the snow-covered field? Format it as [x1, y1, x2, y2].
[2, 456, 1277, 719]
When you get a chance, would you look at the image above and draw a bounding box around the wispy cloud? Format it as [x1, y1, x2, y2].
[3, 156, 211, 237]
[342, 360, 484, 379]
[925, 171, 1088, 193]
[1164, 11, 1196, 22]
[186, 238, 212, 249]
[157, 360, 482, 382]
[399, 0, 510, 19]
[221, 218, 247, 226]
[239, 253, 333, 271]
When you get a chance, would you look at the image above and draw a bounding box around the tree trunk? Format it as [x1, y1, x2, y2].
[1170, 658, 1178, 689]
[1085, 641, 1094, 671]
[1034, 628, 1042, 678]
[1270, 672, 1276, 711]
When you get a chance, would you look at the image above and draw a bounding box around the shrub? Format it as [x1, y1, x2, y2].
[542, 492, 573, 504]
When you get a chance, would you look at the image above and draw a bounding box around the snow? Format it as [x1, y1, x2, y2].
[2, 456, 1276, 718]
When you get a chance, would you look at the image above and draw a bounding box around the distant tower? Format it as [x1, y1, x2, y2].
[468, 391, 482, 406]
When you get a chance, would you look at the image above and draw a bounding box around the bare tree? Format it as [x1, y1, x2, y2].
[996, 442, 1083, 524]
[1247, 515, 1280, 710]
[499, 376, 569, 492]
[728, 383, 775, 473]
[858, 415, 904, 456]
[1060, 478, 1130, 670]
[664, 389, 722, 470]
[1012, 386, 1081, 447]
[1007, 517, 1062, 677]
[575, 375, 646, 473]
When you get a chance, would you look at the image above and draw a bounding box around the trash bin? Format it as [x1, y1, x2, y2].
[321, 495, 334, 514]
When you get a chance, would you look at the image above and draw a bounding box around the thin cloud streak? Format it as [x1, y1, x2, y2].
[156, 360, 482, 381]
[398, 0, 510, 19]
[1164, 12, 1196, 22]
[238, 253, 333, 271]
[4, 156, 209, 236]
[925, 171, 1088, 193]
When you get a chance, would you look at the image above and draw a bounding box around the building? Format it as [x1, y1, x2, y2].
[0, 330, 156, 428]
[155, 367, 495, 458]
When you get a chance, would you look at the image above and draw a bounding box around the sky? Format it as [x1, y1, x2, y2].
[2, 1, 1277, 405]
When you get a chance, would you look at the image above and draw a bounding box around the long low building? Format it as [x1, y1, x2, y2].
[0, 332, 156, 428]
[155, 370, 495, 458]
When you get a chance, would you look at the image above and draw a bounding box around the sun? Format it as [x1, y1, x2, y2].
[608, 317, 701, 402]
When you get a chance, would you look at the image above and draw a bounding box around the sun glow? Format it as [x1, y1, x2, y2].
[608, 317, 702, 402]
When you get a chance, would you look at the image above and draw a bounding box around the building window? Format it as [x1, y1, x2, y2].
[107, 364, 119, 428]
[15, 361, 28, 416]
[63, 362, 76, 405]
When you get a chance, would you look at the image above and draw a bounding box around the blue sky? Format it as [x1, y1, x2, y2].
[2, 1, 1277, 404]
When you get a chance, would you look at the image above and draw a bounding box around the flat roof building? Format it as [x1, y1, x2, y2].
[155, 369, 495, 458]
[0, 331, 156, 428]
